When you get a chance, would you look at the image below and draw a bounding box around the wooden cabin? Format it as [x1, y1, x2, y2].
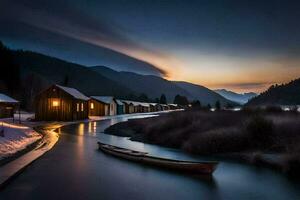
[122, 100, 134, 114]
[140, 103, 150, 113]
[168, 104, 178, 110]
[35, 85, 89, 121]
[155, 104, 163, 111]
[161, 104, 170, 111]
[131, 101, 140, 113]
[115, 99, 125, 115]
[89, 96, 117, 116]
[0, 93, 19, 118]
[149, 103, 157, 112]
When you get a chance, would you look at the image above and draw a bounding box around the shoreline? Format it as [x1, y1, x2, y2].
[103, 117, 298, 177]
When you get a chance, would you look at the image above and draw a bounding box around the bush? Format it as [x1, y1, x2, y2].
[246, 115, 274, 149]
[265, 106, 283, 113]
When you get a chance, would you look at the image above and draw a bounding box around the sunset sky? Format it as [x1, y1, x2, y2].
[1, 0, 300, 93]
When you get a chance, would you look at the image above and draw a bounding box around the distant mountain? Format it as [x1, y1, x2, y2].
[0, 41, 235, 110]
[92, 66, 233, 105]
[173, 82, 235, 106]
[91, 66, 190, 102]
[6, 50, 136, 109]
[214, 89, 257, 104]
[246, 79, 300, 106]
[13, 51, 133, 96]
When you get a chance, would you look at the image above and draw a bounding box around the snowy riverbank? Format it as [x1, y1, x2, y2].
[0, 122, 42, 161]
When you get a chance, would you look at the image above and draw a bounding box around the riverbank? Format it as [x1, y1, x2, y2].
[0, 121, 42, 165]
[105, 109, 300, 177]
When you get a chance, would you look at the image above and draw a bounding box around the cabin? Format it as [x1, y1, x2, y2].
[149, 103, 157, 112]
[132, 101, 141, 113]
[122, 100, 134, 114]
[168, 104, 178, 110]
[35, 85, 89, 121]
[161, 104, 170, 111]
[116, 99, 125, 115]
[0, 93, 19, 118]
[140, 103, 150, 113]
[90, 96, 117, 116]
[155, 104, 163, 111]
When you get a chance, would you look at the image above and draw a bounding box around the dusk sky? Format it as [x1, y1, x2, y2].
[1, 0, 300, 93]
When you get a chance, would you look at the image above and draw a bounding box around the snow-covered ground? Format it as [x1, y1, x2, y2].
[0, 122, 42, 160]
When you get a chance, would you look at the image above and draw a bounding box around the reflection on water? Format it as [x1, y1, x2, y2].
[59, 114, 300, 200]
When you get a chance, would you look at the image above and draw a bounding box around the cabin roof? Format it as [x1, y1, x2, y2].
[168, 104, 178, 107]
[0, 93, 19, 103]
[91, 96, 115, 104]
[115, 99, 124, 105]
[139, 102, 150, 107]
[56, 85, 89, 101]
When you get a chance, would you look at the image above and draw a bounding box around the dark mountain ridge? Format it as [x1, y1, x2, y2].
[215, 89, 257, 104]
[246, 79, 300, 106]
[92, 66, 233, 105]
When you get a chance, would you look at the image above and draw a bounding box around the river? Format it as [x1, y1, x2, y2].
[0, 113, 299, 200]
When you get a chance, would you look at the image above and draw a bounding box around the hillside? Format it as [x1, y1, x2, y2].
[215, 89, 257, 104]
[1, 41, 234, 109]
[91, 66, 191, 102]
[4, 49, 136, 109]
[173, 81, 234, 106]
[13, 51, 134, 96]
[246, 79, 300, 106]
[92, 66, 233, 105]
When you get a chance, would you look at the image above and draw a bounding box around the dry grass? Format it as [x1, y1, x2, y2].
[105, 110, 300, 175]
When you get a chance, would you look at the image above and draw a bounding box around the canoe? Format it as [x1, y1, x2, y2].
[98, 142, 218, 174]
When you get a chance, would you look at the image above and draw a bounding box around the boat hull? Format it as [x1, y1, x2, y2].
[98, 142, 218, 174]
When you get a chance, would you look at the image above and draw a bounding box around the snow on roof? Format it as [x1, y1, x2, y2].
[115, 99, 124, 105]
[120, 100, 133, 105]
[0, 93, 19, 103]
[131, 101, 141, 106]
[91, 96, 115, 104]
[139, 102, 150, 107]
[168, 104, 178, 107]
[56, 85, 89, 101]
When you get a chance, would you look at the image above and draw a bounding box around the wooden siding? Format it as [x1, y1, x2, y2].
[88, 99, 108, 116]
[35, 85, 88, 121]
[0, 103, 17, 118]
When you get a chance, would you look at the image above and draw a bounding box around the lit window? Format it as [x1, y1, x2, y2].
[90, 102, 94, 109]
[81, 103, 84, 111]
[52, 100, 59, 107]
[76, 103, 80, 112]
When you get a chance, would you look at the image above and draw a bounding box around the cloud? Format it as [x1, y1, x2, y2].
[215, 82, 274, 92]
[0, 0, 174, 76]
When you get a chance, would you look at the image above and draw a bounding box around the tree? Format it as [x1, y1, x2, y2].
[160, 94, 167, 104]
[215, 100, 221, 110]
[0, 41, 21, 95]
[63, 75, 69, 86]
[173, 94, 189, 106]
[191, 100, 201, 108]
[138, 93, 149, 102]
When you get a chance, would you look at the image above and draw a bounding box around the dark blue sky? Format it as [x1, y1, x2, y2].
[1, 0, 300, 92]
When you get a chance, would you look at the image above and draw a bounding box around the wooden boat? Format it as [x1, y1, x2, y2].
[98, 142, 218, 174]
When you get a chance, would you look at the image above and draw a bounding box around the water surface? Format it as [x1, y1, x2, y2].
[1, 114, 299, 200]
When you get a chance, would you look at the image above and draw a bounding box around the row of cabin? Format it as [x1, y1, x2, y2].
[0, 93, 19, 118]
[1, 84, 178, 121]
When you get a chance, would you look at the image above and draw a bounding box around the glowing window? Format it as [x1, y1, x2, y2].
[52, 100, 59, 107]
[81, 103, 84, 111]
[76, 103, 80, 112]
[90, 102, 94, 109]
